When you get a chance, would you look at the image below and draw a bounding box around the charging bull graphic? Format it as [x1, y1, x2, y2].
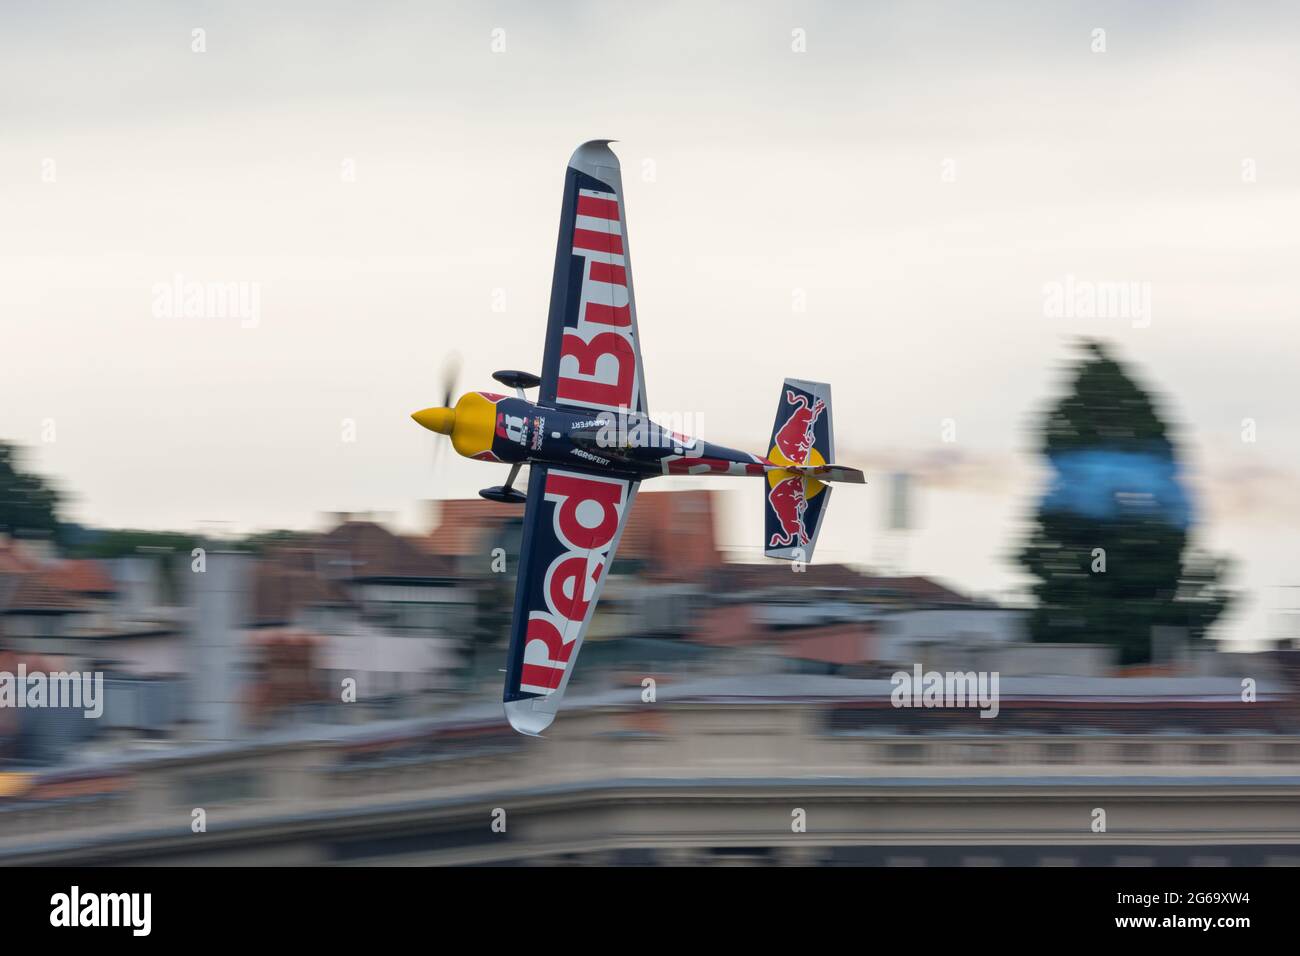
[772, 390, 826, 465]
[767, 474, 810, 547]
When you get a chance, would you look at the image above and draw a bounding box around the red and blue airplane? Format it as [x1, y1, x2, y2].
[412, 141, 864, 735]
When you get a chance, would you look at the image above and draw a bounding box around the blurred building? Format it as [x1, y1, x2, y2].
[1, 667, 1298, 866]
[2, 491, 1298, 865]
[250, 521, 464, 710]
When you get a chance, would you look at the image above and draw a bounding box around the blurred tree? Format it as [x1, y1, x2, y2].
[70, 529, 201, 559]
[1017, 341, 1232, 664]
[233, 529, 303, 554]
[0, 442, 62, 541]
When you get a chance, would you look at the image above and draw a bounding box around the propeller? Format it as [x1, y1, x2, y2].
[439, 352, 461, 410]
[427, 352, 461, 471]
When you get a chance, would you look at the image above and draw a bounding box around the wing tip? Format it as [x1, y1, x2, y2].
[569, 139, 620, 173]
[505, 698, 556, 737]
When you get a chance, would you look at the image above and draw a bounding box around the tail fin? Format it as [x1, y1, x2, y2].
[763, 379, 837, 562]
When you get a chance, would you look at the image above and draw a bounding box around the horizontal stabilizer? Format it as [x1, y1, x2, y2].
[781, 463, 865, 484]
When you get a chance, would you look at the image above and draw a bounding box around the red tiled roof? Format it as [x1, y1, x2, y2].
[2, 570, 88, 613]
[318, 521, 456, 579]
[620, 490, 721, 581]
[0, 541, 37, 574]
[0, 649, 60, 672]
[874, 575, 971, 604]
[45, 559, 116, 595]
[424, 489, 722, 582]
[425, 500, 519, 556]
[249, 519, 456, 625]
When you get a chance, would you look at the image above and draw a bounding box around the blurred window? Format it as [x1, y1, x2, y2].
[1119, 742, 1153, 764]
[885, 742, 925, 764]
[1042, 742, 1077, 764]
[1269, 742, 1300, 764]
[179, 770, 263, 806]
[1195, 743, 1229, 765]
[958, 743, 1001, 765]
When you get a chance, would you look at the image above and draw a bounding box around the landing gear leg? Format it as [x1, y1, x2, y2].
[502, 462, 522, 494]
[479, 463, 528, 504]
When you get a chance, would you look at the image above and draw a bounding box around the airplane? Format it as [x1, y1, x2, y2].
[412, 140, 864, 736]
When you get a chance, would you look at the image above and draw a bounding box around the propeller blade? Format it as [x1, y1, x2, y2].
[429, 352, 459, 475]
[441, 352, 461, 409]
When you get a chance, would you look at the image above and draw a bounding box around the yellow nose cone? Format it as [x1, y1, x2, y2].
[412, 407, 455, 435]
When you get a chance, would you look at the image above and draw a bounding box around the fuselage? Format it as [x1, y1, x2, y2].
[423, 390, 771, 481]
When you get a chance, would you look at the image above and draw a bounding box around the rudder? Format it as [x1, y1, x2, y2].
[763, 379, 834, 562]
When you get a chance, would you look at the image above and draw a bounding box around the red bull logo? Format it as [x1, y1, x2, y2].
[772, 390, 825, 465]
[555, 186, 641, 413]
[518, 470, 628, 695]
[767, 473, 809, 547]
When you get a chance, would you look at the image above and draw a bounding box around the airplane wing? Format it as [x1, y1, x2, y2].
[502, 464, 639, 735]
[538, 140, 649, 416]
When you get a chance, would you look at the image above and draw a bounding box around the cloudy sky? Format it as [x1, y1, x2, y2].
[2, 1, 1297, 649]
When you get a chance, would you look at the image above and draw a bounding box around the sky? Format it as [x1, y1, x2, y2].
[2, 1, 1298, 649]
